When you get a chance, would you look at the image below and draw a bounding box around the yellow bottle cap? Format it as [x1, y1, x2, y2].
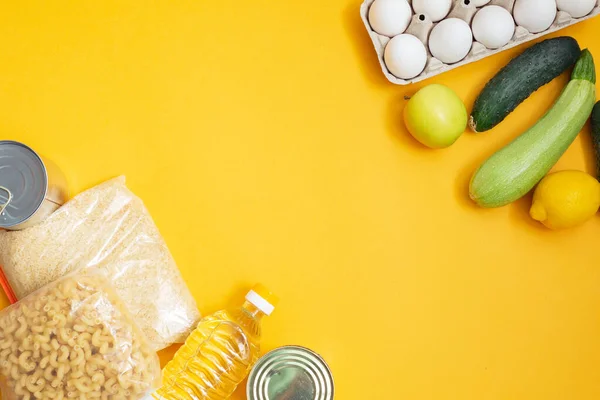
[246, 283, 279, 316]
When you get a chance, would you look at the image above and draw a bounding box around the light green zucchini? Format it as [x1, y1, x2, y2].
[469, 50, 597, 208]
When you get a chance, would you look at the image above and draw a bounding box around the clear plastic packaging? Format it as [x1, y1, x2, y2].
[0, 177, 200, 351]
[0, 272, 161, 400]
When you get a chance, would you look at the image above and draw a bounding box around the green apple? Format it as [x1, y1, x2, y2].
[403, 84, 467, 149]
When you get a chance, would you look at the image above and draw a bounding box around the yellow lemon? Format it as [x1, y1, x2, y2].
[530, 170, 600, 230]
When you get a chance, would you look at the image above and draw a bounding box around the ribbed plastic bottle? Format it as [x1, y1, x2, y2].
[153, 284, 278, 399]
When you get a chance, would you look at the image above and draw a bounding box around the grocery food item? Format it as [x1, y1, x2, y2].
[470, 50, 596, 208]
[368, 0, 412, 37]
[384, 34, 427, 79]
[514, 0, 557, 33]
[247, 346, 334, 400]
[472, 5, 515, 49]
[428, 18, 472, 64]
[412, 0, 452, 22]
[0, 177, 200, 351]
[360, 0, 599, 85]
[154, 284, 278, 400]
[0, 272, 161, 400]
[557, 0, 596, 18]
[470, 37, 581, 133]
[0, 141, 68, 231]
[530, 171, 600, 229]
[404, 84, 467, 149]
[591, 101, 600, 177]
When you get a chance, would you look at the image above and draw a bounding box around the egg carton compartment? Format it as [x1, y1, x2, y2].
[361, 0, 600, 85]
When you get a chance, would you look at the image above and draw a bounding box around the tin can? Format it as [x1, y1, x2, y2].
[247, 346, 334, 400]
[0, 141, 68, 230]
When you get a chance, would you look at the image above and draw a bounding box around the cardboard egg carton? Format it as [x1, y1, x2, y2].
[361, 0, 600, 85]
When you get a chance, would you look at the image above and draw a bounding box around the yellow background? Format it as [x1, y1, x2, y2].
[0, 1, 599, 399]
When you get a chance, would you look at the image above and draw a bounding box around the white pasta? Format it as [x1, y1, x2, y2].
[0, 176, 200, 350]
[0, 273, 160, 400]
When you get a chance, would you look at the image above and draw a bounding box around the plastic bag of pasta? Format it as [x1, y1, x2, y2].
[0, 271, 161, 400]
[0, 177, 200, 351]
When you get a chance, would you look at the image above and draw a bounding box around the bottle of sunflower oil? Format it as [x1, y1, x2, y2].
[153, 284, 278, 399]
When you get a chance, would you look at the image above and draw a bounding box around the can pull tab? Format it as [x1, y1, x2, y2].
[0, 186, 12, 215]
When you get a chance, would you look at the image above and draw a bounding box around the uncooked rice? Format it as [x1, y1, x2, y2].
[0, 177, 200, 351]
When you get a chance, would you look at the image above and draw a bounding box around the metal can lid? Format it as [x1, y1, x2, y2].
[247, 346, 334, 400]
[0, 141, 47, 228]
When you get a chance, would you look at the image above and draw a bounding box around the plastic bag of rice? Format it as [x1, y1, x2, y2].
[0, 176, 200, 351]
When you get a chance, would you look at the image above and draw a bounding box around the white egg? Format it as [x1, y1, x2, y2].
[514, 0, 557, 33]
[384, 34, 428, 79]
[556, 0, 596, 18]
[472, 6, 515, 49]
[428, 18, 473, 64]
[412, 0, 452, 22]
[368, 0, 413, 37]
[473, 0, 492, 6]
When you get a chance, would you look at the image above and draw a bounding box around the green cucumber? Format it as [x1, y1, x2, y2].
[469, 50, 597, 208]
[470, 37, 581, 133]
[591, 101, 600, 178]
